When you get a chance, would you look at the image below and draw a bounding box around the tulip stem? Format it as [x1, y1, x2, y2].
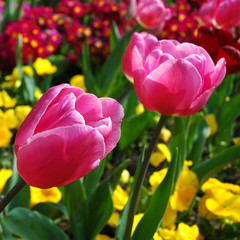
[116, 84, 133, 102]
[0, 178, 26, 213]
[123, 115, 168, 240]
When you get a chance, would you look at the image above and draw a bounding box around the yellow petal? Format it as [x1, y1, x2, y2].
[135, 103, 145, 115]
[107, 211, 119, 228]
[70, 74, 87, 92]
[206, 114, 218, 136]
[157, 144, 171, 162]
[0, 126, 13, 147]
[0, 168, 13, 193]
[149, 168, 168, 192]
[112, 185, 128, 211]
[159, 128, 172, 143]
[150, 152, 166, 167]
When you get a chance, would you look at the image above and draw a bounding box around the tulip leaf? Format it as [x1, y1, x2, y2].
[98, 29, 133, 95]
[110, 21, 121, 51]
[3, 207, 69, 240]
[218, 94, 240, 131]
[119, 111, 149, 150]
[86, 179, 113, 239]
[170, 117, 186, 180]
[65, 179, 87, 239]
[131, 149, 178, 240]
[192, 145, 240, 184]
[82, 40, 100, 95]
[115, 148, 145, 240]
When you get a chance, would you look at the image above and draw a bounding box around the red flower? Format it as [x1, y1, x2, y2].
[198, 27, 240, 74]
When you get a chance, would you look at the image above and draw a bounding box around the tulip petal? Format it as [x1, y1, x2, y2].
[100, 97, 124, 156]
[144, 59, 202, 115]
[14, 84, 69, 154]
[210, 58, 226, 88]
[17, 125, 105, 188]
[75, 93, 103, 122]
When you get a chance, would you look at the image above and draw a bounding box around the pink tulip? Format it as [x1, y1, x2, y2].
[122, 32, 158, 82]
[15, 84, 124, 188]
[123, 32, 226, 116]
[199, 0, 240, 29]
[136, 0, 171, 30]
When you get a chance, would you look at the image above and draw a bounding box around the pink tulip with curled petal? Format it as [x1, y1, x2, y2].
[123, 32, 226, 116]
[199, 0, 240, 29]
[136, 0, 171, 30]
[15, 84, 124, 188]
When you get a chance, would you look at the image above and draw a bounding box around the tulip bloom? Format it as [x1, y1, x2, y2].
[136, 0, 171, 30]
[199, 0, 240, 29]
[122, 32, 226, 116]
[15, 84, 124, 188]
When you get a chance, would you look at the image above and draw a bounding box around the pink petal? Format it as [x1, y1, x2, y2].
[210, 57, 226, 88]
[17, 125, 105, 188]
[144, 59, 202, 115]
[100, 97, 124, 156]
[14, 84, 69, 155]
[75, 93, 103, 123]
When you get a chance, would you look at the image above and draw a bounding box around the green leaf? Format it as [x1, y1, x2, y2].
[65, 179, 87, 239]
[192, 145, 240, 184]
[110, 21, 121, 51]
[218, 94, 240, 131]
[131, 149, 178, 240]
[115, 148, 145, 240]
[119, 112, 149, 150]
[86, 179, 113, 239]
[82, 40, 99, 95]
[170, 117, 186, 180]
[3, 208, 69, 240]
[98, 29, 133, 95]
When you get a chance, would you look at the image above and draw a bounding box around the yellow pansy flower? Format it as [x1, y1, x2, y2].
[175, 223, 199, 240]
[3, 109, 19, 129]
[112, 185, 129, 211]
[170, 166, 199, 212]
[0, 90, 17, 108]
[70, 74, 87, 92]
[30, 186, 62, 207]
[149, 168, 168, 192]
[120, 169, 130, 184]
[15, 105, 32, 127]
[159, 128, 172, 143]
[0, 168, 13, 193]
[198, 194, 215, 220]
[3, 66, 33, 89]
[150, 144, 171, 167]
[158, 228, 176, 240]
[0, 126, 13, 147]
[131, 213, 144, 235]
[233, 137, 240, 145]
[206, 114, 218, 137]
[34, 88, 43, 101]
[162, 202, 177, 229]
[135, 103, 145, 115]
[33, 58, 57, 76]
[95, 234, 114, 240]
[107, 211, 119, 228]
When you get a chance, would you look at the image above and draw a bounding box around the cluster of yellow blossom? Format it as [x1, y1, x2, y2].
[198, 178, 240, 223]
[0, 168, 62, 207]
[0, 90, 32, 147]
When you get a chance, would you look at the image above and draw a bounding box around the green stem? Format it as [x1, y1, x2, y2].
[123, 115, 168, 240]
[0, 178, 26, 213]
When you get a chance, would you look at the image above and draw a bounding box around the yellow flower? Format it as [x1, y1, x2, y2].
[3, 66, 33, 89]
[199, 178, 240, 222]
[198, 194, 215, 220]
[0, 90, 17, 108]
[107, 211, 119, 228]
[131, 213, 144, 235]
[206, 114, 218, 136]
[15, 105, 32, 127]
[149, 168, 168, 192]
[0, 126, 13, 147]
[135, 103, 145, 115]
[150, 144, 171, 168]
[95, 234, 114, 240]
[120, 169, 130, 184]
[175, 223, 199, 240]
[233, 137, 240, 145]
[159, 128, 172, 143]
[30, 186, 62, 207]
[162, 202, 177, 229]
[69, 74, 87, 92]
[170, 166, 199, 212]
[158, 228, 176, 240]
[112, 185, 129, 210]
[3, 109, 19, 129]
[0, 168, 13, 193]
[34, 88, 43, 101]
[33, 58, 57, 76]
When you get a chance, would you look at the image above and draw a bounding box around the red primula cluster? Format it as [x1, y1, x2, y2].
[0, 0, 134, 71]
